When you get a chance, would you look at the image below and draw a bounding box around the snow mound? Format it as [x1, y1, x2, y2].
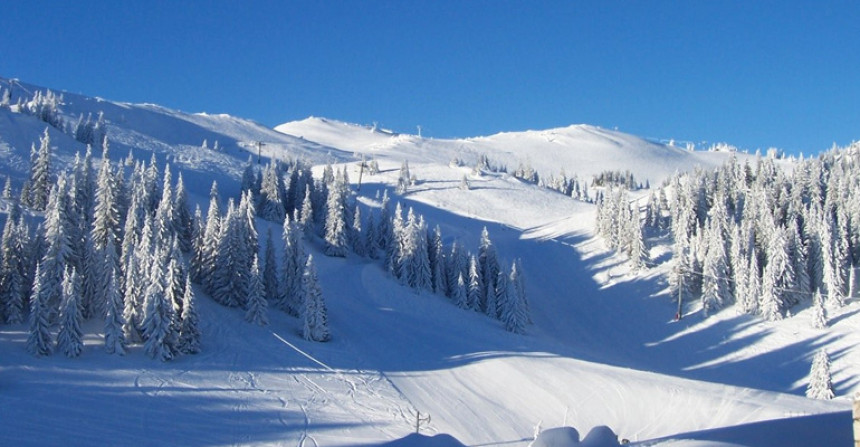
[530, 427, 580, 447]
[377, 433, 467, 447]
[531, 426, 620, 447]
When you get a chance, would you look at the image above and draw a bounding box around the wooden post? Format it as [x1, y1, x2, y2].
[853, 392, 860, 447]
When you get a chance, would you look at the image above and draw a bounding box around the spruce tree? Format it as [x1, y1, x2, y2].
[806, 349, 835, 400]
[142, 246, 177, 361]
[324, 177, 348, 257]
[27, 263, 53, 356]
[103, 265, 126, 355]
[28, 129, 53, 211]
[467, 255, 483, 312]
[279, 215, 303, 316]
[301, 255, 330, 342]
[263, 229, 279, 303]
[177, 275, 201, 355]
[810, 289, 828, 329]
[173, 172, 194, 253]
[453, 272, 468, 309]
[57, 267, 83, 358]
[245, 255, 269, 326]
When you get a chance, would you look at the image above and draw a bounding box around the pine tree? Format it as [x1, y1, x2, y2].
[301, 255, 330, 342]
[806, 349, 835, 400]
[57, 267, 83, 358]
[27, 263, 53, 356]
[177, 275, 201, 355]
[245, 255, 269, 326]
[103, 265, 126, 355]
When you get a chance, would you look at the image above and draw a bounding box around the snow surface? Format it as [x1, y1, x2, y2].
[0, 78, 854, 447]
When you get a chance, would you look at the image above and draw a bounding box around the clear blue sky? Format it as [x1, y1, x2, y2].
[3, 1, 859, 155]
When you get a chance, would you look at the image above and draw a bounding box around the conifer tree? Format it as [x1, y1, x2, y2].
[263, 229, 279, 303]
[279, 215, 303, 316]
[200, 183, 221, 290]
[39, 175, 75, 317]
[142, 246, 177, 361]
[173, 173, 194, 253]
[806, 349, 835, 400]
[57, 267, 83, 358]
[467, 255, 483, 312]
[430, 225, 446, 295]
[245, 255, 269, 326]
[299, 187, 314, 237]
[351, 205, 366, 256]
[324, 176, 348, 257]
[258, 163, 286, 222]
[810, 289, 828, 329]
[301, 255, 330, 342]
[0, 216, 26, 324]
[478, 227, 500, 312]
[103, 265, 126, 355]
[701, 221, 731, 315]
[501, 264, 528, 334]
[177, 275, 201, 354]
[27, 263, 53, 356]
[453, 272, 468, 309]
[364, 208, 379, 259]
[92, 144, 121, 255]
[28, 129, 53, 211]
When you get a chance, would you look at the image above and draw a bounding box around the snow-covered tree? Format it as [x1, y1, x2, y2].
[453, 272, 468, 309]
[141, 246, 177, 361]
[262, 229, 279, 303]
[27, 129, 53, 211]
[467, 255, 482, 312]
[300, 255, 330, 342]
[279, 215, 304, 316]
[27, 263, 53, 356]
[245, 255, 269, 326]
[177, 275, 201, 355]
[172, 172, 194, 253]
[324, 176, 348, 257]
[806, 349, 835, 400]
[56, 267, 83, 358]
[103, 265, 126, 355]
[501, 264, 528, 334]
[810, 289, 827, 329]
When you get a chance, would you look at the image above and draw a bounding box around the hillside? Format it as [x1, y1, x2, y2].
[0, 78, 854, 447]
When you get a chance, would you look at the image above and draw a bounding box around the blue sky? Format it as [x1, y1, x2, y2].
[3, 1, 858, 155]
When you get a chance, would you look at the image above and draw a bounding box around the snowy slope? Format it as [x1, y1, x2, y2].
[275, 116, 746, 187]
[0, 78, 854, 447]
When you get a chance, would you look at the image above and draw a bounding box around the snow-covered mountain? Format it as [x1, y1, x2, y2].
[0, 77, 853, 447]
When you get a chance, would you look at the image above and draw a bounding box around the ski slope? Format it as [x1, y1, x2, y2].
[0, 78, 854, 446]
